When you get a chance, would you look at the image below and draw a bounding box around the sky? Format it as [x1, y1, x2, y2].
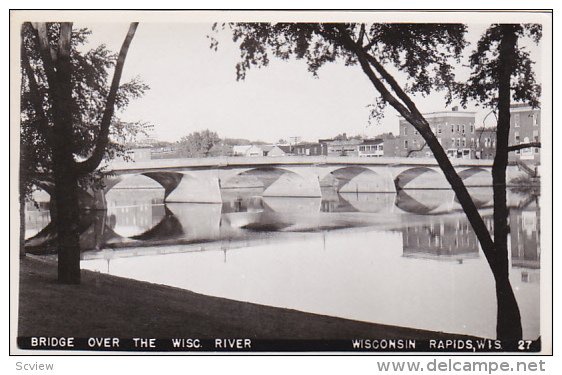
[76, 20, 543, 144]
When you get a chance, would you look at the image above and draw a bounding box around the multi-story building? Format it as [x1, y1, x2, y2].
[474, 127, 497, 160]
[473, 104, 540, 164]
[383, 104, 541, 162]
[388, 107, 478, 159]
[508, 104, 541, 164]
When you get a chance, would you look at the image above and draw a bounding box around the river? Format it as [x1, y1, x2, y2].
[25, 177, 541, 339]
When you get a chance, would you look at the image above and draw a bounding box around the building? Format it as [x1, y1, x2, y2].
[232, 145, 253, 156]
[357, 139, 384, 157]
[261, 145, 286, 157]
[292, 142, 324, 156]
[473, 104, 541, 164]
[474, 127, 497, 160]
[232, 144, 287, 157]
[326, 139, 363, 157]
[277, 145, 294, 155]
[392, 107, 477, 159]
[508, 104, 541, 164]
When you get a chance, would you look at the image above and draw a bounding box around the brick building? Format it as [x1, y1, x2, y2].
[508, 104, 541, 164]
[386, 107, 478, 159]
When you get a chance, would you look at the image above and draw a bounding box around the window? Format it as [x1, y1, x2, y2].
[470, 124, 474, 133]
[451, 124, 454, 133]
[437, 125, 442, 134]
[470, 138, 475, 148]
[403, 127, 408, 135]
[462, 125, 465, 134]
[462, 138, 466, 147]
[404, 140, 408, 149]
[514, 113, 520, 127]
[514, 131, 520, 143]
[476, 138, 480, 148]
[457, 124, 460, 132]
[533, 114, 538, 126]
[456, 138, 460, 147]
[451, 138, 456, 147]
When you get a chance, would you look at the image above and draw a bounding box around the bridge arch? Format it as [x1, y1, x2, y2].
[322, 166, 394, 193]
[221, 167, 321, 197]
[457, 167, 493, 187]
[104, 172, 181, 199]
[394, 167, 448, 190]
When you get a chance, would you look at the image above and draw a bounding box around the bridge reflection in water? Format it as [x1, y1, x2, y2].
[25, 182, 540, 339]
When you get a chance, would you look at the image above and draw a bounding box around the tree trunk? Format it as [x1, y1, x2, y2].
[51, 22, 81, 284]
[53, 163, 81, 284]
[19, 193, 26, 258]
[338, 25, 523, 341]
[492, 24, 522, 341]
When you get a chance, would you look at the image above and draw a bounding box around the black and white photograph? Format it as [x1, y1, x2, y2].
[9, 10, 552, 355]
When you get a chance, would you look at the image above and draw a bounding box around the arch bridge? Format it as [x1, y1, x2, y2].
[65, 155, 504, 209]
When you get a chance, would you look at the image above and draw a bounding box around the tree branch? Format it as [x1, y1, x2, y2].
[363, 52, 425, 120]
[333, 24, 497, 270]
[21, 42, 53, 141]
[357, 24, 366, 45]
[75, 22, 138, 175]
[406, 141, 427, 157]
[507, 142, 541, 152]
[333, 24, 418, 126]
[29, 23, 58, 90]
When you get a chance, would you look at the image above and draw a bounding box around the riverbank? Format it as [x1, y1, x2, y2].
[18, 256, 475, 340]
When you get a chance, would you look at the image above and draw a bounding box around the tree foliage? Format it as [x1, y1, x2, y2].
[20, 23, 150, 197]
[459, 23, 541, 109]
[212, 23, 466, 102]
[178, 129, 221, 157]
[20, 22, 141, 283]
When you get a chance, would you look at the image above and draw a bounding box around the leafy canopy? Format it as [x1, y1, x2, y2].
[459, 23, 542, 109]
[20, 23, 150, 196]
[212, 23, 467, 110]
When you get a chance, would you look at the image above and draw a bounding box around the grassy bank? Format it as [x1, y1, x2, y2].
[18, 256, 474, 340]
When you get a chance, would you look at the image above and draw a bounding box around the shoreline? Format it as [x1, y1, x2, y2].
[18, 256, 478, 341]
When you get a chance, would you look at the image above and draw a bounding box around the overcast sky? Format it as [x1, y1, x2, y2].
[77, 21, 542, 143]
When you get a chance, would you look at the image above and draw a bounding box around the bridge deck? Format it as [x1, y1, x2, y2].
[106, 156, 493, 173]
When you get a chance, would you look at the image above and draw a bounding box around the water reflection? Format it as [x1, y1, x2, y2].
[25, 186, 541, 339]
[400, 218, 480, 262]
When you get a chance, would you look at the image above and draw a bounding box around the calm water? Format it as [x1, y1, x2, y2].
[26, 180, 541, 339]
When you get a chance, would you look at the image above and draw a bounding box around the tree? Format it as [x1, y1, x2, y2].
[20, 22, 142, 283]
[459, 24, 542, 340]
[216, 22, 535, 340]
[178, 129, 221, 157]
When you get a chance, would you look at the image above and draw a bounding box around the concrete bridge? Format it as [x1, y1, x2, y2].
[91, 156, 507, 208]
[34, 156, 530, 210]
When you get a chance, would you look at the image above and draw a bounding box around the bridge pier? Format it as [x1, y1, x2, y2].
[165, 172, 222, 203]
